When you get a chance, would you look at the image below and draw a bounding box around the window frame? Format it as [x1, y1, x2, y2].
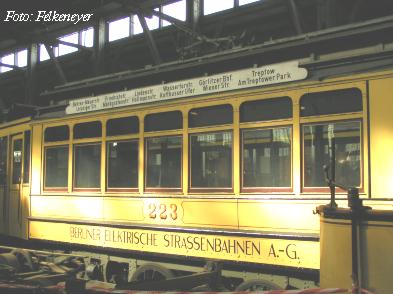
[106, 139, 139, 192]
[301, 118, 364, 193]
[43, 145, 70, 192]
[144, 134, 183, 193]
[73, 142, 102, 192]
[188, 129, 234, 193]
[240, 125, 293, 193]
[42, 125, 71, 192]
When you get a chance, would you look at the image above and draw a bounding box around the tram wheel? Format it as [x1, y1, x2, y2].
[131, 263, 175, 282]
[235, 279, 282, 291]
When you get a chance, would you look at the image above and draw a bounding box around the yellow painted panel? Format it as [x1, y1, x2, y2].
[31, 196, 103, 220]
[31, 125, 42, 195]
[369, 78, 393, 198]
[320, 217, 352, 290]
[182, 200, 238, 228]
[320, 216, 393, 294]
[103, 198, 144, 222]
[364, 222, 393, 294]
[238, 200, 320, 233]
[29, 220, 319, 269]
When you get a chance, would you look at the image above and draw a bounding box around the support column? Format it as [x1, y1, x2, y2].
[25, 43, 38, 105]
[94, 17, 106, 76]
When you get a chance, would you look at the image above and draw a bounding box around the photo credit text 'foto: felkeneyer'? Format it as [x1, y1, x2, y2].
[3, 10, 93, 24]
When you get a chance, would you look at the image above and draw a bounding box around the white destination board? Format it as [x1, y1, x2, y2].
[66, 61, 307, 114]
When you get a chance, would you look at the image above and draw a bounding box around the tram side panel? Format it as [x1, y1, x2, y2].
[369, 77, 393, 199]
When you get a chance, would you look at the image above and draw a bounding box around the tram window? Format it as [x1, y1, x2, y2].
[240, 97, 292, 122]
[190, 131, 232, 188]
[44, 146, 69, 188]
[107, 140, 138, 188]
[145, 111, 182, 132]
[107, 116, 139, 136]
[0, 136, 7, 185]
[189, 104, 232, 128]
[74, 121, 102, 139]
[74, 144, 101, 189]
[145, 136, 182, 189]
[44, 125, 69, 142]
[242, 127, 291, 188]
[303, 120, 361, 188]
[300, 88, 362, 117]
[23, 131, 30, 183]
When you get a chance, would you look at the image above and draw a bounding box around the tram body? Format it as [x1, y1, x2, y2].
[1, 62, 393, 291]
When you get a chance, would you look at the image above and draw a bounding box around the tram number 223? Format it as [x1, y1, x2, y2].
[148, 203, 178, 220]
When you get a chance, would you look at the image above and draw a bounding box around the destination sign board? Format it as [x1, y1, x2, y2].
[66, 61, 307, 114]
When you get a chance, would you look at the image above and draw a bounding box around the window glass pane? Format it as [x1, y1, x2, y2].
[300, 88, 362, 117]
[74, 121, 102, 139]
[23, 131, 31, 183]
[189, 104, 232, 128]
[17, 49, 28, 67]
[107, 116, 139, 136]
[109, 17, 130, 42]
[12, 139, 22, 184]
[45, 125, 69, 142]
[0, 136, 8, 185]
[190, 132, 232, 188]
[204, 0, 234, 15]
[107, 140, 138, 188]
[1, 53, 14, 73]
[58, 32, 78, 56]
[303, 121, 361, 188]
[39, 44, 50, 61]
[45, 146, 69, 188]
[81, 27, 94, 47]
[163, 0, 186, 27]
[243, 127, 291, 187]
[145, 111, 182, 132]
[74, 144, 101, 188]
[239, 0, 260, 5]
[146, 136, 181, 188]
[240, 97, 292, 123]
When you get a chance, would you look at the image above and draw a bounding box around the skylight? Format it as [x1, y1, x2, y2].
[239, 0, 260, 5]
[81, 27, 94, 47]
[16, 50, 27, 67]
[163, 0, 186, 27]
[204, 0, 234, 15]
[0, 53, 14, 73]
[58, 32, 78, 56]
[108, 17, 130, 42]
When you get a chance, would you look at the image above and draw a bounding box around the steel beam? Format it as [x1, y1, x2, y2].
[41, 16, 393, 96]
[137, 12, 162, 65]
[0, 62, 24, 71]
[150, 9, 219, 46]
[56, 40, 94, 52]
[25, 43, 38, 105]
[94, 17, 106, 76]
[288, 0, 303, 34]
[44, 43, 67, 84]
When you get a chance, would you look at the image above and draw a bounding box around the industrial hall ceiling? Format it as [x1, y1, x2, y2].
[1, 0, 393, 117]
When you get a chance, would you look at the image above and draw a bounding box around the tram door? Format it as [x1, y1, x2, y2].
[8, 134, 24, 238]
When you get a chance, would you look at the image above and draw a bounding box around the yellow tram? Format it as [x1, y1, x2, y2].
[1, 59, 393, 292]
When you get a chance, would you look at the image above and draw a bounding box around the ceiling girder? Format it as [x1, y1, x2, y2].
[43, 43, 68, 85]
[136, 12, 162, 65]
